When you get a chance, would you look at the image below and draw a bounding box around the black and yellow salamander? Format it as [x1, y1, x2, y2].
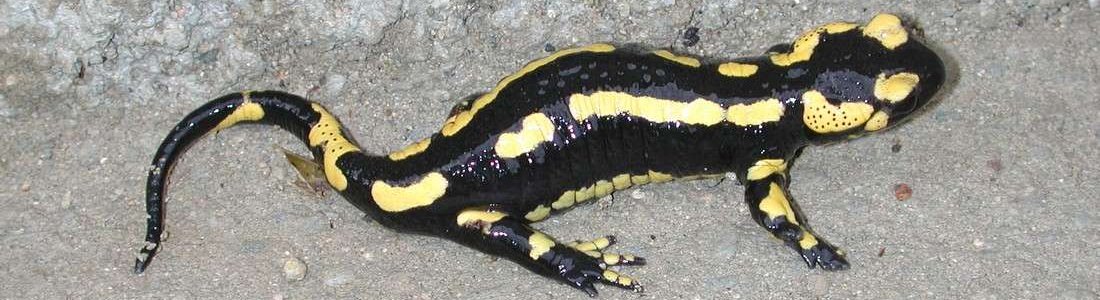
[135, 14, 945, 296]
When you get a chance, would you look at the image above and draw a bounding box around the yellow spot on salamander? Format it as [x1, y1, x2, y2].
[863, 14, 908, 50]
[683, 99, 726, 126]
[571, 237, 611, 252]
[798, 231, 819, 250]
[801, 90, 875, 134]
[653, 50, 701, 67]
[568, 92, 725, 126]
[874, 72, 920, 103]
[726, 98, 784, 126]
[388, 137, 431, 161]
[821, 22, 859, 34]
[717, 62, 759, 77]
[524, 205, 551, 222]
[602, 253, 621, 265]
[770, 22, 857, 66]
[456, 209, 507, 226]
[307, 103, 362, 191]
[528, 232, 555, 259]
[495, 113, 556, 158]
[441, 44, 616, 136]
[617, 275, 634, 287]
[370, 172, 449, 212]
[603, 270, 619, 282]
[552, 190, 577, 210]
[456, 209, 508, 234]
[648, 170, 674, 183]
[677, 173, 725, 181]
[746, 159, 787, 181]
[612, 174, 632, 189]
[213, 93, 265, 132]
[593, 180, 614, 198]
[864, 111, 889, 131]
[553, 171, 673, 210]
[602, 270, 635, 287]
[575, 186, 594, 203]
[759, 182, 798, 225]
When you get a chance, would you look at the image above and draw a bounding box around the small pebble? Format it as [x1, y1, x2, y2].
[61, 191, 73, 209]
[987, 159, 1003, 172]
[893, 183, 912, 201]
[283, 257, 307, 281]
[19, 182, 30, 192]
[630, 189, 647, 200]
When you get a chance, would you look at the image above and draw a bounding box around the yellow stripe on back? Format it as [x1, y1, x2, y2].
[569, 92, 787, 127]
[568, 92, 726, 126]
[726, 98, 784, 126]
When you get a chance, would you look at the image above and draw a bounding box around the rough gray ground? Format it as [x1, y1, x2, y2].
[1, 0, 1098, 299]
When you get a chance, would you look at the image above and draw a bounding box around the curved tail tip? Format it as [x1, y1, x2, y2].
[133, 242, 160, 274]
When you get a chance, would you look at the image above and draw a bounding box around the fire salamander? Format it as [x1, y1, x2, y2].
[135, 14, 945, 296]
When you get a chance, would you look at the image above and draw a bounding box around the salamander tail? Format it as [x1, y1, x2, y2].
[135, 91, 354, 273]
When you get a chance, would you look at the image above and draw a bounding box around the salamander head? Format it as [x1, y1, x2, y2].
[787, 13, 946, 144]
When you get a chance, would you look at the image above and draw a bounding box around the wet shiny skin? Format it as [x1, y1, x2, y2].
[137, 14, 945, 296]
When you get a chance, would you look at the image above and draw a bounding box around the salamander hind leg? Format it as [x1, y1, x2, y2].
[741, 159, 849, 270]
[453, 208, 645, 297]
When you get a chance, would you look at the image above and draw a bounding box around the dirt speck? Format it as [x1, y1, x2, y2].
[894, 183, 912, 201]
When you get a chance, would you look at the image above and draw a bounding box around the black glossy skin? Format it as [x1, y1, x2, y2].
[136, 16, 946, 296]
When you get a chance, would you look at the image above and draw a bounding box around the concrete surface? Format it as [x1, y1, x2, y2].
[1, 0, 1097, 299]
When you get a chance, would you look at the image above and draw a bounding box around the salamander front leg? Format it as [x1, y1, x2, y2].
[453, 208, 645, 297]
[741, 159, 849, 270]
